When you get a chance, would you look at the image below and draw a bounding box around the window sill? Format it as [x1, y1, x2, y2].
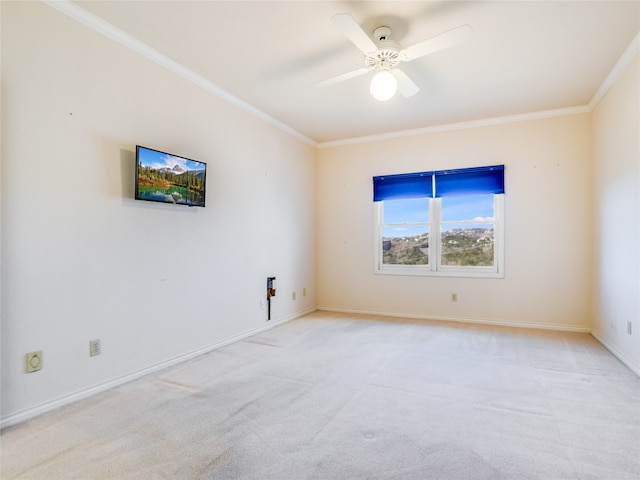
[375, 266, 504, 279]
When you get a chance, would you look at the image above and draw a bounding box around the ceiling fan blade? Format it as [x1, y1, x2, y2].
[401, 24, 473, 61]
[393, 69, 420, 97]
[315, 67, 371, 87]
[331, 13, 378, 54]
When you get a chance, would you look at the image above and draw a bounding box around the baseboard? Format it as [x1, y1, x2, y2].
[0, 308, 316, 430]
[317, 306, 591, 333]
[5, 307, 631, 429]
[590, 329, 640, 377]
[319, 306, 640, 377]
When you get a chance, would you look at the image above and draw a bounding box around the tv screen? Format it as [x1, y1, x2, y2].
[135, 145, 206, 207]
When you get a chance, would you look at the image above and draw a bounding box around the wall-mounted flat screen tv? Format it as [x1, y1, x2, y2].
[135, 145, 206, 207]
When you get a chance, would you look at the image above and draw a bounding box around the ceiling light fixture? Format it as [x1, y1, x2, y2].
[370, 69, 397, 101]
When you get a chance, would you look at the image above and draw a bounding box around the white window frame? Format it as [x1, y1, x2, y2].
[374, 194, 504, 278]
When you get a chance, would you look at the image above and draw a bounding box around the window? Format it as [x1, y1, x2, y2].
[374, 165, 504, 278]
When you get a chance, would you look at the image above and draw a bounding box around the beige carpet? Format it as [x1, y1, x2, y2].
[2, 312, 639, 479]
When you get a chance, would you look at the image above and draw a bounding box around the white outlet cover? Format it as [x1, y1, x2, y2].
[90, 340, 101, 357]
[26, 351, 43, 373]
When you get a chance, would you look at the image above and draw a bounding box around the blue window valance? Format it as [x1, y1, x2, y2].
[373, 171, 433, 201]
[373, 165, 504, 201]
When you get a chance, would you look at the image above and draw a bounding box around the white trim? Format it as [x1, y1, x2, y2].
[40, 0, 317, 147]
[318, 106, 591, 148]
[317, 308, 639, 378]
[590, 329, 640, 377]
[374, 195, 504, 278]
[318, 306, 591, 333]
[319, 28, 639, 149]
[589, 31, 640, 109]
[0, 308, 316, 430]
[3, 307, 635, 429]
[40, 0, 639, 148]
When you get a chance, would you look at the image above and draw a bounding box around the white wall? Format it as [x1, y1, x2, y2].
[592, 53, 640, 374]
[2, 2, 637, 429]
[317, 114, 594, 331]
[1, 2, 317, 425]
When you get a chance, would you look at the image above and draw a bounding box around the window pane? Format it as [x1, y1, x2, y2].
[440, 225, 494, 266]
[382, 227, 429, 265]
[383, 198, 429, 224]
[441, 194, 493, 222]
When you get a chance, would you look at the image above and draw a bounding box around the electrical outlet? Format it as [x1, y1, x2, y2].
[292, 291, 296, 301]
[89, 339, 101, 357]
[26, 351, 43, 373]
[303, 287, 307, 297]
[260, 299, 265, 310]
[451, 293, 458, 302]
[628, 321, 633, 335]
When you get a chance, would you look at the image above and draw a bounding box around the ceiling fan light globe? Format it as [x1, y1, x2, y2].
[370, 70, 397, 101]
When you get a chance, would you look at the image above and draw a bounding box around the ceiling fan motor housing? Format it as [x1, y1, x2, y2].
[366, 27, 401, 70]
[365, 47, 400, 70]
[366, 42, 401, 70]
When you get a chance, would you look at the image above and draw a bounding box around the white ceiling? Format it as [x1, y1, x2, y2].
[69, 0, 639, 145]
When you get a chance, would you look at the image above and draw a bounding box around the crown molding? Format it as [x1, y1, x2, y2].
[317, 105, 591, 148]
[318, 30, 640, 149]
[589, 31, 640, 109]
[40, 1, 638, 150]
[41, 0, 317, 147]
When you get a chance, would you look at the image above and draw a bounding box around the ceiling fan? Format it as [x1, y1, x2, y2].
[317, 13, 473, 101]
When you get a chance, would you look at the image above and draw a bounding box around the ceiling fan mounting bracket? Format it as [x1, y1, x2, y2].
[373, 26, 392, 42]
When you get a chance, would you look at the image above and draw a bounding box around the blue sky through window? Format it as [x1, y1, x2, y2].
[383, 198, 429, 223]
[383, 194, 495, 238]
[442, 194, 494, 222]
[383, 198, 429, 238]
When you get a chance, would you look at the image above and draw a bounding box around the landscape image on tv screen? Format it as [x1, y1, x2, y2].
[135, 146, 206, 207]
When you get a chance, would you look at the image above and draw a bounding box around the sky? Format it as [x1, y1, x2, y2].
[138, 146, 206, 172]
[383, 194, 495, 237]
